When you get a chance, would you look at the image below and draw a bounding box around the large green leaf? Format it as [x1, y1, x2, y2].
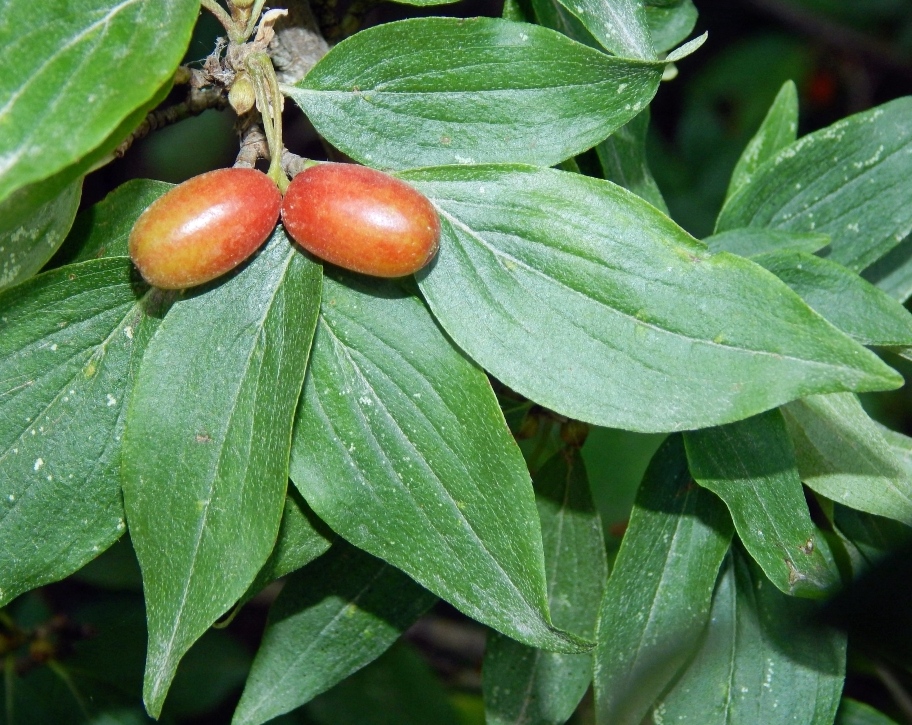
[726, 80, 799, 202]
[717, 98, 912, 272]
[684, 410, 837, 597]
[552, 0, 655, 58]
[483, 450, 607, 725]
[286, 18, 663, 171]
[290, 271, 583, 652]
[782, 393, 912, 525]
[122, 231, 322, 716]
[0, 258, 169, 606]
[0, 179, 81, 291]
[0, 77, 171, 280]
[407, 165, 900, 433]
[0, 0, 198, 205]
[752, 250, 912, 347]
[593, 436, 733, 725]
[596, 109, 668, 212]
[232, 541, 437, 725]
[650, 551, 846, 724]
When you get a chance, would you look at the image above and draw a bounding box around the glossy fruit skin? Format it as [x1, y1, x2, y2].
[281, 163, 440, 278]
[129, 168, 281, 289]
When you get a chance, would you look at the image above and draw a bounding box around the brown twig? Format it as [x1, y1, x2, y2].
[234, 122, 269, 167]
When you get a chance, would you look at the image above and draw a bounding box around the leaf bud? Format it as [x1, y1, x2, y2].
[229, 72, 256, 116]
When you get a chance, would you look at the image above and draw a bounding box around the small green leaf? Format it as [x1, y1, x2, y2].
[245, 487, 334, 599]
[782, 393, 912, 525]
[0, 0, 198, 205]
[684, 410, 838, 597]
[726, 80, 799, 201]
[529, 0, 600, 47]
[663, 31, 706, 62]
[0, 180, 81, 291]
[651, 551, 846, 724]
[833, 504, 912, 575]
[752, 250, 912, 347]
[717, 98, 912, 272]
[0, 258, 170, 606]
[483, 450, 607, 725]
[875, 422, 912, 477]
[122, 232, 322, 716]
[645, 0, 698, 53]
[836, 698, 902, 725]
[287, 18, 663, 170]
[596, 109, 669, 213]
[553, 0, 655, 58]
[594, 436, 733, 725]
[861, 235, 912, 303]
[57, 179, 174, 266]
[704, 229, 830, 258]
[407, 165, 900, 433]
[290, 272, 583, 653]
[232, 541, 437, 725]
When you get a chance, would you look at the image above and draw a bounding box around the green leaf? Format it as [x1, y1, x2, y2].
[553, 0, 655, 58]
[650, 551, 846, 725]
[836, 699, 901, 725]
[594, 436, 733, 725]
[0, 76, 171, 270]
[875, 422, 912, 476]
[528, 0, 601, 47]
[717, 98, 912, 272]
[0, 258, 170, 606]
[704, 229, 830, 258]
[861, 235, 912, 303]
[645, 0, 698, 53]
[833, 504, 912, 575]
[751, 250, 912, 347]
[289, 272, 583, 653]
[782, 393, 912, 525]
[232, 541, 437, 725]
[726, 80, 799, 202]
[245, 487, 334, 599]
[407, 165, 900, 433]
[287, 18, 663, 170]
[305, 643, 461, 725]
[122, 231, 322, 716]
[684, 410, 838, 597]
[56, 179, 174, 266]
[483, 450, 607, 725]
[596, 109, 669, 213]
[0, 0, 198, 205]
[0, 179, 81, 291]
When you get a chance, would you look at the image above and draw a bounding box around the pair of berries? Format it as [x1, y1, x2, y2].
[128, 164, 441, 289]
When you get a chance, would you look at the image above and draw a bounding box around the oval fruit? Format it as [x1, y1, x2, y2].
[129, 168, 281, 289]
[281, 163, 440, 278]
